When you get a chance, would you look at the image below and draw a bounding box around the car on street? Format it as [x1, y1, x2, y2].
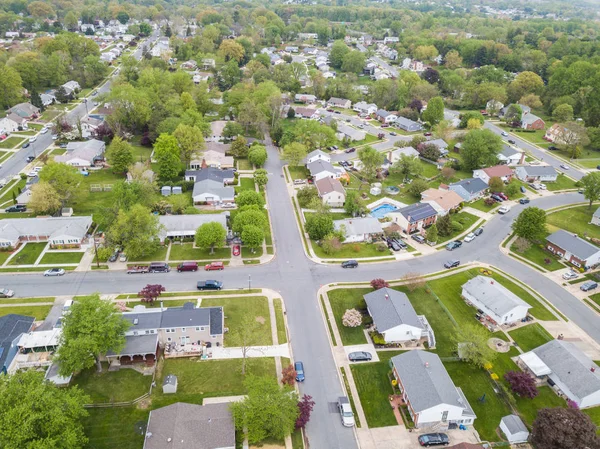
[40, 128, 48, 134]
[28, 136, 37, 143]
[474, 227, 484, 236]
[381, 124, 390, 128]
[444, 260, 460, 269]
[508, 139, 516, 145]
[295, 361, 305, 381]
[548, 146, 559, 151]
[348, 351, 372, 362]
[197, 280, 223, 290]
[411, 234, 426, 244]
[22, 142, 30, 149]
[423, 132, 432, 136]
[498, 205, 511, 214]
[501, 131, 508, 137]
[334, 110, 341, 114]
[92, 90, 98, 96]
[562, 270, 578, 280]
[5, 205, 26, 213]
[26, 156, 35, 162]
[44, 268, 65, 277]
[345, 147, 356, 153]
[446, 240, 462, 251]
[337, 397, 355, 427]
[519, 198, 530, 204]
[560, 164, 570, 170]
[51, 134, 58, 140]
[341, 259, 358, 268]
[581, 281, 598, 292]
[0, 288, 14, 298]
[233, 245, 240, 256]
[27, 171, 38, 177]
[389, 131, 397, 136]
[418, 433, 450, 447]
[463, 233, 476, 243]
[204, 261, 224, 271]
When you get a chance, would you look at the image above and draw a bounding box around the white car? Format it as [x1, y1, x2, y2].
[501, 131, 508, 137]
[498, 205, 511, 214]
[562, 270, 578, 280]
[337, 397, 355, 427]
[40, 128, 48, 134]
[33, 166, 43, 172]
[119, 254, 128, 262]
[28, 136, 37, 143]
[27, 171, 38, 177]
[51, 135, 58, 140]
[560, 164, 570, 170]
[44, 268, 65, 277]
[463, 233, 476, 243]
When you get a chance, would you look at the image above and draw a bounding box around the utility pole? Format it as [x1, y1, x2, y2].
[248, 275, 251, 291]
[93, 236, 100, 268]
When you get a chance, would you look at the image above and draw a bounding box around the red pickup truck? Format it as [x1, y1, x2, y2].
[127, 265, 149, 274]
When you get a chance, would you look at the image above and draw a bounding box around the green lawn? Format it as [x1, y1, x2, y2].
[0, 250, 13, 265]
[273, 298, 287, 344]
[0, 305, 52, 319]
[311, 240, 391, 259]
[288, 165, 310, 180]
[241, 246, 263, 258]
[515, 386, 566, 425]
[583, 406, 600, 427]
[39, 251, 84, 265]
[83, 407, 148, 449]
[547, 206, 600, 240]
[71, 170, 127, 223]
[326, 288, 370, 345]
[129, 144, 152, 162]
[350, 362, 397, 428]
[8, 242, 47, 265]
[124, 299, 194, 308]
[201, 296, 272, 346]
[510, 242, 565, 271]
[168, 244, 230, 261]
[0, 297, 54, 304]
[436, 212, 480, 245]
[235, 177, 255, 193]
[72, 364, 152, 403]
[236, 158, 253, 170]
[0, 136, 25, 149]
[508, 323, 554, 352]
[468, 198, 497, 213]
[546, 174, 578, 191]
[129, 246, 168, 262]
[0, 178, 27, 207]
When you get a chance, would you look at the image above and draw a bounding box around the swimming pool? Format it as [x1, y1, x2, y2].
[370, 203, 398, 219]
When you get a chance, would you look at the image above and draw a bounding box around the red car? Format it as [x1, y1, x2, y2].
[424, 132, 432, 137]
[381, 124, 390, 128]
[233, 245, 240, 256]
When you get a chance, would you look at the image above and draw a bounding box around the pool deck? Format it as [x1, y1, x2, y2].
[367, 197, 408, 210]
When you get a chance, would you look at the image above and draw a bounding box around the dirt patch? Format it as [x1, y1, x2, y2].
[137, 398, 152, 409]
[256, 316, 266, 325]
[488, 337, 510, 353]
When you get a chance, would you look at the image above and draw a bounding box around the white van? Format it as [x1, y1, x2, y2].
[62, 299, 73, 312]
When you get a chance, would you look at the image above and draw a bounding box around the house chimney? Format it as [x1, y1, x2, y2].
[385, 294, 389, 300]
[592, 367, 596, 373]
[424, 362, 429, 368]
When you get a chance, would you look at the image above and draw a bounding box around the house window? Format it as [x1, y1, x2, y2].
[441, 411, 448, 422]
[182, 327, 186, 332]
[167, 337, 172, 342]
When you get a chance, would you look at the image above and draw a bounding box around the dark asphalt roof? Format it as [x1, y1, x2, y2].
[0, 314, 35, 370]
[185, 167, 234, 182]
[364, 288, 422, 332]
[397, 202, 437, 223]
[547, 230, 600, 261]
[451, 178, 488, 194]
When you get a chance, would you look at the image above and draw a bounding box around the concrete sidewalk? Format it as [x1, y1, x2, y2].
[211, 343, 290, 360]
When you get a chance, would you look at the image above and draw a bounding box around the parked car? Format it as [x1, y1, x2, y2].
[341, 259, 358, 269]
[337, 397, 355, 427]
[411, 234, 426, 244]
[5, 205, 26, 213]
[446, 240, 462, 251]
[418, 433, 450, 447]
[560, 164, 570, 170]
[233, 245, 240, 256]
[580, 281, 598, 292]
[562, 270, 578, 280]
[520, 186, 526, 193]
[389, 131, 397, 136]
[508, 139, 516, 144]
[27, 171, 38, 178]
[0, 288, 14, 298]
[204, 261, 224, 271]
[293, 179, 307, 185]
[28, 136, 37, 143]
[490, 194, 504, 202]
[108, 250, 120, 262]
[463, 233, 476, 243]
[498, 205, 511, 214]
[119, 253, 127, 262]
[345, 147, 356, 153]
[295, 361, 305, 382]
[423, 132, 432, 136]
[388, 239, 402, 251]
[496, 192, 508, 200]
[501, 131, 508, 137]
[519, 198, 530, 204]
[26, 156, 35, 162]
[444, 260, 460, 269]
[40, 128, 48, 134]
[127, 265, 149, 274]
[177, 261, 198, 272]
[44, 268, 65, 277]
[381, 124, 390, 128]
[197, 280, 223, 290]
[474, 227, 484, 236]
[58, 143, 67, 148]
[548, 146, 559, 151]
[348, 351, 372, 362]
[22, 142, 30, 149]
[148, 262, 170, 273]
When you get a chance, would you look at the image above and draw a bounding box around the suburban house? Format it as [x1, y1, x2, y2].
[315, 177, 346, 208]
[294, 107, 319, 120]
[307, 160, 343, 182]
[185, 168, 235, 205]
[376, 110, 397, 124]
[333, 217, 383, 243]
[447, 178, 488, 202]
[521, 111, 545, 130]
[498, 145, 525, 165]
[545, 123, 577, 144]
[364, 288, 434, 346]
[55, 139, 106, 168]
[384, 36, 399, 44]
[207, 121, 228, 143]
[592, 208, 600, 226]
[158, 213, 228, 243]
[327, 97, 351, 109]
[486, 99, 504, 114]
[40, 93, 56, 107]
[518, 339, 600, 408]
[0, 216, 92, 249]
[294, 94, 317, 104]
[546, 229, 600, 269]
[500, 415, 529, 444]
[500, 103, 530, 118]
[193, 72, 212, 84]
[473, 165, 513, 184]
[8, 102, 39, 120]
[108, 302, 224, 368]
[395, 116, 423, 132]
[389, 202, 438, 234]
[298, 33, 318, 40]
[390, 351, 476, 429]
[419, 139, 449, 157]
[515, 165, 558, 183]
[285, 46, 299, 53]
[0, 116, 20, 134]
[190, 143, 233, 170]
[62, 80, 81, 96]
[461, 276, 532, 325]
[185, 167, 234, 184]
[421, 188, 463, 216]
[353, 101, 378, 116]
[0, 314, 35, 374]
[306, 149, 330, 164]
[387, 146, 419, 164]
[143, 402, 235, 449]
[336, 123, 366, 142]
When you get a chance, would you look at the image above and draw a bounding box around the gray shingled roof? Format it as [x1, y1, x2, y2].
[517, 165, 557, 177]
[501, 415, 528, 435]
[123, 303, 223, 335]
[397, 202, 437, 223]
[364, 288, 422, 333]
[185, 167, 234, 183]
[462, 276, 531, 317]
[0, 314, 35, 369]
[546, 229, 600, 261]
[451, 178, 488, 194]
[391, 351, 475, 414]
[109, 334, 158, 357]
[333, 217, 383, 237]
[145, 402, 235, 449]
[307, 159, 339, 176]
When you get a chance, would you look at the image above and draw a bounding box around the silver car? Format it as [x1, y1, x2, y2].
[338, 397, 355, 427]
[0, 288, 14, 297]
[44, 268, 65, 276]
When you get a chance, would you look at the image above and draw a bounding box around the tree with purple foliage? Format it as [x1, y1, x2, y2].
[567, 399, 579, 409]
[531, 407, 600, 449]
[295, 394, 315, 429]
[504, 370, 538, 399]
[421, 67, 440, 85]
[370, 279, 390, 290]
[409, 99, 423, 112]
[92, 122, 114, 143]
[138, 284, 166, 303]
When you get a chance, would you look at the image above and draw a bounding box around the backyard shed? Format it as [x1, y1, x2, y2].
[162, 374, 178, 394]
[500, 414, 529, 444]
[161, 186, 172, 196]
[171, 186, 182, 195]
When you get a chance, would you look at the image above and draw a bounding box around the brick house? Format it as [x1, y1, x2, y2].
[389, 202, 437, 234]
[546, 230, 600, 269]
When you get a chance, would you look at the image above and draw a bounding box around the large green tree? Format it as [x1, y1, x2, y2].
[580, 172, 600, 209]
[329, 40, 350, 69]
[195, 222, 227, 254]
[233, 207, 269, 234]
[236, 190, 264, 208]
[56, 293, 130, 375]
[153, 133, 181, 180]
[344, 190, 366, 217]
[241, 225, 264, 252]
[358, 146, 384, 180]
[173, 124, 205, 167]
[341, 51, 366, 74]
[0, 370, 89, 448]
[39, 162, 81, 206]
[305, 213, 334, 240]
[248, 145, 268, 168]
[390, 154, 422, 179]
[460, 129, 502, 170]
[512, 207, 547, 242]
[106, 204, 162, 259]
[282, 142, 308, 167]
[453, 323, 498, 368]
[106, 137, 134, 173]
[0, 65, 23, 109]
[421, 96, 444, 126]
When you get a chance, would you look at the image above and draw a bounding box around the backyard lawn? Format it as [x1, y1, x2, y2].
[311, 240, 391, 259]
[201, 296, 272, 346]
[468, 198, 497, 213]
[235, 177, 255, 193]
[83, 406, 148, 449]
[0, 305, 52, 319]
[129, 246, 168, 262]
[39, 251, 84, 265]
[129, 144, 152, 162]
[510, 241, 565, 271]
[547, 206, 600, 240]
[8, 242, 47, 265]
[288, 165, 310, 180]
[72, 364, 152, 403]
[508, 323, 554, 352]
[236, 158, 253, 170]
[0, 136, 25, 149]
[326, 287, 370, 345]
[546, 174, 578, 191]
[350, 361, 397, 428]
[168, 244, 230, 261]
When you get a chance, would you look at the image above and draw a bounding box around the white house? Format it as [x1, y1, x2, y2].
[383, 36, 399, 44]
[55, 139, 105, 168]
[486, 99, 504, 115]
[387, 146, 419, 164]
[376, 109, 397, 124]
[515, 165, 558, 183]
[315, 177, 345, 208]
[353, 102, 378, 116]
[62, 80, 81, 96]
[333, 217, 383, 243]
[336, 123, 366, 142]
[306, 150, 331, 165]
[364, 288, 434, 345]
[158, 213, 228, 242]
[327, 97, 351, 109]
[592, 208, 600, 226]
[294, 94, 317, 104]
[500, 415, 529, 444]
[498, 145, 525, 165]
[207, 121, 228, 143]
[546, 229, 600, 269]
[473, 165, 513, 185]
[0, 117, 20, 134]
[306, 160, 343, 182]
[518, 339, 600, 409]
[461, 276, 531, 325]
[0, 216, 92, 248]
[391, 351, 476, 429]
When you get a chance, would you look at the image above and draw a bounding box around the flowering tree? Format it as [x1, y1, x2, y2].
[281, 364, 297, 386]
[342, 309, 362, 327]
[138, 284, 166, 304]
[505, 370, 538, 399]
[295, 394, 316, 429]
[370, 278, 389, 290]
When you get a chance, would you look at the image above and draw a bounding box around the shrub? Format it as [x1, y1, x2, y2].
[352, 244, 361, 253]
[357, 298, 367, 312]
[370, 278, 390, 290]
[370, 332, 386, 345]
[342, 309, 362, 327]
[321, 235, 342, 255]
[513, 237, 531, 253]
[451, 221, 463, 232]
[505, 370, 538, 399]
[375, 242, 388, 252]
[362, 315, 373, 326]
[484, 197, 496, 206]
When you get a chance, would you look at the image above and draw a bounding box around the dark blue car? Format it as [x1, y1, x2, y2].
[295, 361, 305, 382]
